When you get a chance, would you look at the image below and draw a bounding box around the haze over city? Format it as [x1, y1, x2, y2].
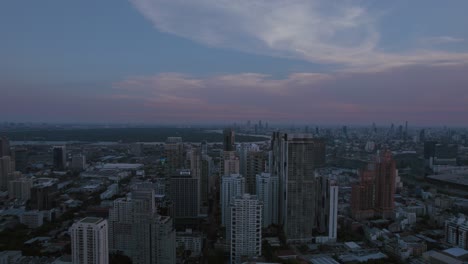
[2, 0, 468, 125]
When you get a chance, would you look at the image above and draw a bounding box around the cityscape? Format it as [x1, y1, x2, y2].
[2, 1, 468, 264]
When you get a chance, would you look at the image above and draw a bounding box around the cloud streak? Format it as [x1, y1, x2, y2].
[111, 65, 468, 125]
[129, 0, 468, 71]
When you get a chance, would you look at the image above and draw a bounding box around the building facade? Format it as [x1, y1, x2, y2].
[230, 194, 262, 264]
[70, 217, 108, 264]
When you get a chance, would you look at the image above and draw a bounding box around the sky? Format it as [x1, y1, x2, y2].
[1, 0, 468, 126]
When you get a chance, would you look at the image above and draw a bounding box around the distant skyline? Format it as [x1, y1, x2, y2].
[2, 0, 468, 125]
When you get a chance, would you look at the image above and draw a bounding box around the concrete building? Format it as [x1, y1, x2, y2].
[271, 132, 326, 242]
[8, 177, 33, 202]
[165, 137, 185, 174]
[109, 189, 176, 264]
[70, 217, 108, 264]
[52, 146, 67, 170]
[30, 183, 58, 210]
[256, 173, 278, 228]
[221, 174, 245, 227]
[170, 169, 200, 218]
[351, 151, 397, 220]
[315, 175, 338, 243]
[445, 215, 468, 249]
[230, 194, 262, 264]
[71, 155, 86, 171]
[0, 136, 10, 157]
[176, 229, 204, 257]
[222, 151, 240, 175]
[223, 128, 235, 152]
[0, 156, 13, 191]
[245, 151, 266, 195]
[20, 211, 44, 228]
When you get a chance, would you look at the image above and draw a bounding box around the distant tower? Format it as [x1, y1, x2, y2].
[165, 137, 185, 174]
[223, 128, 235, 152]
[0, 156, 13, 191]
[70, 217, 108, 264]
[52, 146, 66, 170]
[230, 194, 262, 264]
[374, 151, 397, 218]
[0, 136, 10, 157]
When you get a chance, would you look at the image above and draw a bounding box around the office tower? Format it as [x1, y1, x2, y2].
[109, 189, 176, 264]
[70, 217, 108, 264]
[419, 129, 426, 143]
[30, 183, 58, 210]
[52, 146, 67, 170]
[351, 165, 376, 220]
[165, 137, 185, 174]
[8, 177, 33, 202]
[245, 151, 266, 194]
[271, 132, 326, 242]
[230, 194, 262, 264]
[189, 147, 202, 180]
[201, 140, 208, 156]
[223, 128, 235, 152]
[222, 151, 240, 175]
[256, 173, 278, 228]
[221, 174, 246, 227]
[13, 148, 28, 173]
[0, 156, 12, 191]
[0, 136, 10, 157]
[170, 170, 199, 218]
[374, 150, 396, 219]
[71, 155, 86, 171]
[315, 175, 338, 243]
[200, 154, 212, 206]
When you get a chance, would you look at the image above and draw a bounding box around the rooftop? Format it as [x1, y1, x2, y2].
[79, 217, 103, 224]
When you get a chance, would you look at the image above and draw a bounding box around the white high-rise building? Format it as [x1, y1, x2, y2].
[256, 173, 279, 228]
[70, 217, 108, 264]
[230, 194, 262, 264]
[221, 174, 245, 227]
[109, 189, 176, 264]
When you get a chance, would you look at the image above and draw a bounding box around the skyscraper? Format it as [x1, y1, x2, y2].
[222, 151, 240, 175]
[374, 150, 396, 219]
[256, 173, 279, 228]
[223, 128, 235, 152]
[109, 189, 176, 264]
[351, 151, 396, 220]
[315, 174, 338, 243]
[245, 150, 265, 195]
[0, 136, 10, 157]
[165, 137, 185, 174]
[271, 132, 326, 242]
[70, 217, 108, 264]
[170, 169, 200, 219]
[52, 146, 67, 170]
[351, 165, 376, 220]
[230, 194, 262, 264]
[221, 174, 246, 227]
[0, 156, 12, 191]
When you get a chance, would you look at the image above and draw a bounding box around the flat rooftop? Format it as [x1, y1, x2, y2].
[80, 217, 103, 224]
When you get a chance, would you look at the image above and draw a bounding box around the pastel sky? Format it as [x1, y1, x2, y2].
[2, 0, 468, 126]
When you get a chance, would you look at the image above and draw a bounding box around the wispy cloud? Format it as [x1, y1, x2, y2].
[129, 0, 468, 71]
[110, 65, 468, 125]
[423, 36, 465, 45]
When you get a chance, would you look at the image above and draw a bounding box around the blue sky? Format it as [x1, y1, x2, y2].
[1, 0, 468, 125]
